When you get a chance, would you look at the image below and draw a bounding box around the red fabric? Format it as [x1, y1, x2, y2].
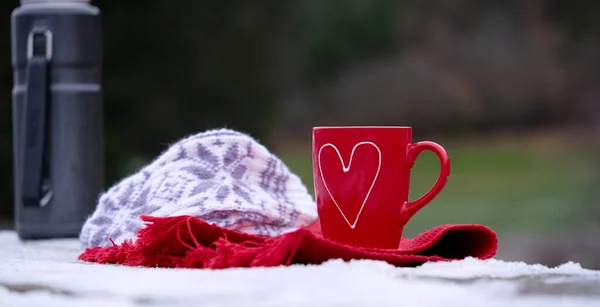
[78, 215, 498, 269]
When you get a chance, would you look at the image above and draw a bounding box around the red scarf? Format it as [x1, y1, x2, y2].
[79, 215, 497, 269]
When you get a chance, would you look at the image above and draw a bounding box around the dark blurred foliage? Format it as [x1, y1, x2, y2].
[273, 0, 600, 138]
[96, 0, 284, 171]
[2, 0, 600, 218]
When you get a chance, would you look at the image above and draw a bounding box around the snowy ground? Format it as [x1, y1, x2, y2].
[0, 231, 599, 307]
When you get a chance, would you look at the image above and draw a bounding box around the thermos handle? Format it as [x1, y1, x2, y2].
[21, 28, 52, 207]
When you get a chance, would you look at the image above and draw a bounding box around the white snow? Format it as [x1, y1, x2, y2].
[1, 230, 599, 307]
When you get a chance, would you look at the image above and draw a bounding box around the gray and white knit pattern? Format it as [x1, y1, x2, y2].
[79, 129, 318, 248]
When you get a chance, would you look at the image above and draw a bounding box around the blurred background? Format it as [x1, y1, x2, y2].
[1, 0, 600, 268]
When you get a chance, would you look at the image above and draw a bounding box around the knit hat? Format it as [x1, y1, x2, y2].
[79, 129, 318, 248]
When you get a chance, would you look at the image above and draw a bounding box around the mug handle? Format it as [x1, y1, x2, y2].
[402, 141, 451, 218]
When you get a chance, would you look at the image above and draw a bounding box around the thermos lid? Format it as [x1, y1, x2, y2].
[21, 0, 91, 5]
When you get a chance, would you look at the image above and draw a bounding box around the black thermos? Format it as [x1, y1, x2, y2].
[11, 0, 103, 239]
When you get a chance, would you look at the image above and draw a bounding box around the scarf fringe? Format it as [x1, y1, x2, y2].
[79, 215, 305, 269]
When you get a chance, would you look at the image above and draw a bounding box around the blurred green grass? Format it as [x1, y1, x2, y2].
[277, 137, 596, 237]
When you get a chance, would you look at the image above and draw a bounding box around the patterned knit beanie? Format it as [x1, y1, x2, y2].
[79, 129, 318, 248]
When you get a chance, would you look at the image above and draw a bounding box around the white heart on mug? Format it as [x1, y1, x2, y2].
[318, 142, 382, 229]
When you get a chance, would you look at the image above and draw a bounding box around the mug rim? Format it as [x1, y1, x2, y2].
[313, 126, 412, 130]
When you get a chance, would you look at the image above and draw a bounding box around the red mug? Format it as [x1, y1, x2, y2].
[312, 126, 451, 249]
